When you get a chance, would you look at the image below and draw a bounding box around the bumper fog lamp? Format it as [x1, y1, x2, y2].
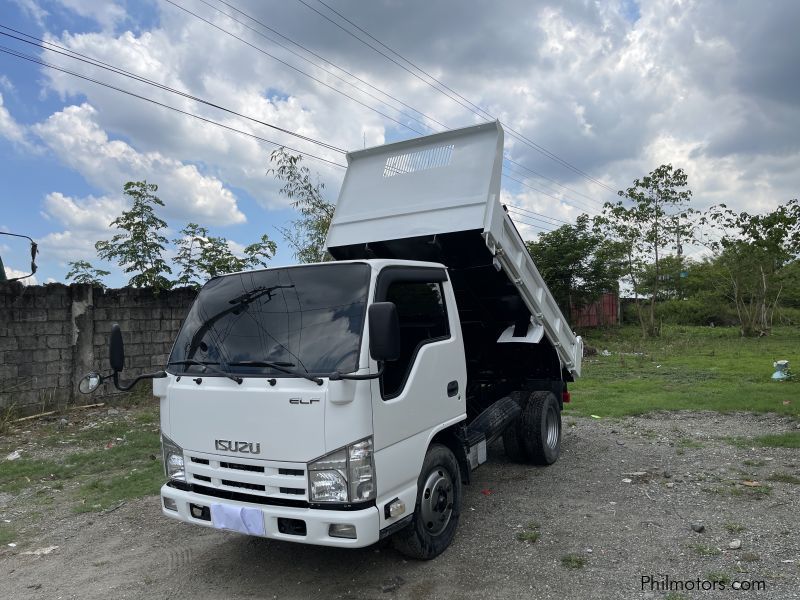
[328, 523, 357, 539]
[163, 496, 178, 511]
[387, 498, 405, 518]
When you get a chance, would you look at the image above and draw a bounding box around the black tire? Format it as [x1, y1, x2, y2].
[392, 444, 462, 560]
[503, 391, 530, 462]
[521, 391, 561, 465]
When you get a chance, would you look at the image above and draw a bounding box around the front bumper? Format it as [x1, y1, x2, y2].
[160, 483, 380, 548]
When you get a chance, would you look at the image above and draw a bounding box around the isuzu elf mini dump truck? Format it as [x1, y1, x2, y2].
[80, 121, 583, 559]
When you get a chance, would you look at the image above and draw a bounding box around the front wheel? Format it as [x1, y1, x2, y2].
[392, 444, 462, 560]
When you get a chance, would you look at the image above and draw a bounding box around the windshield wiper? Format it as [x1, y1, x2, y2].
[227, 360, 323, 386]
[167, 360, 243, 385]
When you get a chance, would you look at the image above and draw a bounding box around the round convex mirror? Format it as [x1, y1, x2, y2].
[78, 372, 102, 394]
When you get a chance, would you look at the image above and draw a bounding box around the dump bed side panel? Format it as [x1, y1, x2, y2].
[326, 122, 582, 379]
[484, 212, 583, 378]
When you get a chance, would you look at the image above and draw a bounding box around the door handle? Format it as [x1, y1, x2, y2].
[447, 380, 458, 397]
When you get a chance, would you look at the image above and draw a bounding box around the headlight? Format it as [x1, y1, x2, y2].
[161, 434, 185, 481]
[308, 437, 375, 503]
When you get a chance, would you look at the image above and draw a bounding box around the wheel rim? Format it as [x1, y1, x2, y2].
[419, 467, 454, 536]
[545, 404, 560, 449]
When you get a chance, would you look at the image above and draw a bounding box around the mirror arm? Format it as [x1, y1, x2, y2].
[112, 370, 167, 392]
[329, 361, 385, 381]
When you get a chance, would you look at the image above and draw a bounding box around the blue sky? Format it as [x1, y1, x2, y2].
[1, 0, 798, 285]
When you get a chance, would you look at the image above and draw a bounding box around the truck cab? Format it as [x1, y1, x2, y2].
[157, 257, 467, 555]
[83, 121, 582, 559]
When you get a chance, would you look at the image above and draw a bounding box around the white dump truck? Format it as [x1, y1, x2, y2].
[81, 121, 582, 559]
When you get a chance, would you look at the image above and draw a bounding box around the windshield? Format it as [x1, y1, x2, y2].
[168, 263, 371, 377]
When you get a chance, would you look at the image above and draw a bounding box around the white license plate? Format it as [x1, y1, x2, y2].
[210, 503, 266, 536]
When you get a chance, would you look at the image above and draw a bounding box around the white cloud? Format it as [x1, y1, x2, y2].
[37, 192, 128, 267]
[42, 192, 127, 230]
[54, 0, 127, 31]
[0, 93, 32, 149]
[33, 103, 247, 225]
[4, 0, 798, 291]
[11, 0, 47, 26]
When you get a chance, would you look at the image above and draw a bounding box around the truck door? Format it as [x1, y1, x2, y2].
[370, 267, 467, 452]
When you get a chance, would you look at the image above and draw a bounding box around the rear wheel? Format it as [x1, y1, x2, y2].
[393, 444, 462, 560]
[521, 391, 561, 465]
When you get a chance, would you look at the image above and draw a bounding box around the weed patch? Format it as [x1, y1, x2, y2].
[0, 523, 17, 545]
[767, 472, 800, 484]
[690, 543, 722, 557]
[561, 554, 586, 569]
[724, 522, 746, 533]
[705, 572, 731, 585]
[516, 522, 541, 544]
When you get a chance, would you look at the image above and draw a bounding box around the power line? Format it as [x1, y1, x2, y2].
[502, 167, 602, 215]
[0, 45, 347, 168]
[161, 0, 426, 136]
[170, 0, 618, 204]
[506, 209, 562, 229]
[503, 156, 606, 208]
[501, 173, 601, 216]
[505, 204, 573, 226]
[294, 0, 483, 120]
[208, 0, 450, 131]
[0, 25, 346, 154]
[506, 213, 556, 234]
[298, 0, 620, 196]
[193, 0, 442, 133]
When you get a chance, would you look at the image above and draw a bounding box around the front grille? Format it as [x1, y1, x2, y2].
[279, 468, 304, 476]
[222, 479, 266, 492]
[183, 451, 307, 501]
[220, 461, 264, 473]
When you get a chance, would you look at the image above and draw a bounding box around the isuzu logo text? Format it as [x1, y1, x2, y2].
[215, 439, 261, 454]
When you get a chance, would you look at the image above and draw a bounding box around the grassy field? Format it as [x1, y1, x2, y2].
[568, 325, 800, 420]
[0, 406, 163, 513]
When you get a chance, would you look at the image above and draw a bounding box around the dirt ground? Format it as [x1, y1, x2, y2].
[2, 410, 799, 600]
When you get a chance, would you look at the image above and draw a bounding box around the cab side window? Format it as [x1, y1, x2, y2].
[381, 281, 449, 398]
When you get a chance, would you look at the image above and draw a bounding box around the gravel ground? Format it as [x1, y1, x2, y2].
[2, 411, 799, 600]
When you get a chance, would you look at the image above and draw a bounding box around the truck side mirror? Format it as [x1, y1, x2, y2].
[78, 372, 103, 394]
[109, 323, 125, 372]
[368, 302, 400, 362]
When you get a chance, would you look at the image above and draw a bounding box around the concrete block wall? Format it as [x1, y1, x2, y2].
[0, 282, 196, 415]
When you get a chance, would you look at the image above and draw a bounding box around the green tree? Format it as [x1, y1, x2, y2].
[704, 199, 800, 336]
[173, 224, 277, 287]
[172, 223, 207, 287]
[95, 181, 172, 290]
[776, 259, 800, 309]
[526, 214, 624, 323]
[65, 260, 110, 286]
[597, 164, 694, 337]
[268, 148, 334, 263]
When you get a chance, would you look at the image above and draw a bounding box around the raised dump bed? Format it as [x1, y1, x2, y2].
[326, 121, 582, 394]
